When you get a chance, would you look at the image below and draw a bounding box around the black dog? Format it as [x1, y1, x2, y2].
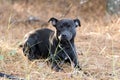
[21, 17, 81, 71]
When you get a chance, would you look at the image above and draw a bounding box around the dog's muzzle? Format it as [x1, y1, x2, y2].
[58, 31, 72, 42]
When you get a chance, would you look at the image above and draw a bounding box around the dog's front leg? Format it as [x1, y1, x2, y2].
[72, 54, 82, 70]
[51, 54, 63, 72]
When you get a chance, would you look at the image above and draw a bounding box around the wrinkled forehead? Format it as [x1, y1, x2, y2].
[57, 19, 75, 26]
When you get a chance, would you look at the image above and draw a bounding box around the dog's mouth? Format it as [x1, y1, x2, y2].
[58, 36, 70, 45]
[60, 39, 68, 43]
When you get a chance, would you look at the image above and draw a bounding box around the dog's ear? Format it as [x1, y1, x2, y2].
[73, 19, 81, 27]
[48, 17, 58, 27]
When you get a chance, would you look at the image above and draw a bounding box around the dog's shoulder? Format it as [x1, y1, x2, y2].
[49, 30, 57, 45]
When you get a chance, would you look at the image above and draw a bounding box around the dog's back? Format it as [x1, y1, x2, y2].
[22, 28, 54, 60]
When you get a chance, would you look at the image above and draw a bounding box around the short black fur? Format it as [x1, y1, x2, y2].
[22, 17, 81, 71]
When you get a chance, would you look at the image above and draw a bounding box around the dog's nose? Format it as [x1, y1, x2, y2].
[62, 34, 67, 38]
[61, 34, 67, 39]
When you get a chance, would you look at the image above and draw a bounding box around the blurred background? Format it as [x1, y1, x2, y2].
[0, 0, 119, 26]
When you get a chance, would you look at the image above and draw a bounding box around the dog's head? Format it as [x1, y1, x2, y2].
[48, 17, 81, 42]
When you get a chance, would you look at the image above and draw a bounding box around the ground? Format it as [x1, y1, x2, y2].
[0, 1, 120, 80]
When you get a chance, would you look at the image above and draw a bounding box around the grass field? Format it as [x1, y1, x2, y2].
[0, 1, 120, 80]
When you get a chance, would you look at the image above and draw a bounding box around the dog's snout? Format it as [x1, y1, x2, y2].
[58, 31, 72, 41]
[58, 34, 67, 40]
[62, 34, 67, 38]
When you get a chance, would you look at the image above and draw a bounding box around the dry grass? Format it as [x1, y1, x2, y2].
[0, 1, 120, 80]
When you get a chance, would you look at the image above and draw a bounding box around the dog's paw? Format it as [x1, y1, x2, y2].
[52, 65, 63, 72]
